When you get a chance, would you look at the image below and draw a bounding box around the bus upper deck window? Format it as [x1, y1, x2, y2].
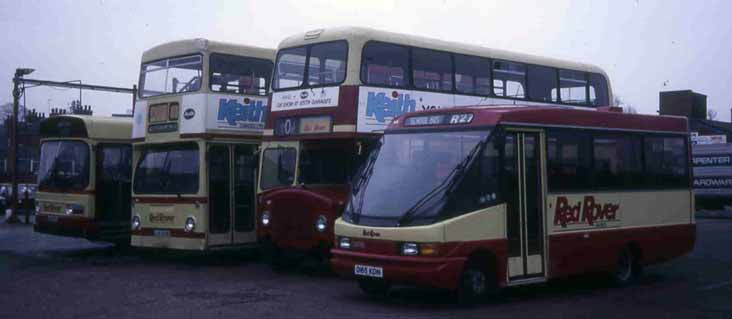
[209, 54, 272, 96]
[361, 42, 409, 88]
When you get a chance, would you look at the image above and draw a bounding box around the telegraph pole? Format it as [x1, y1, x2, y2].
[7, 68, 34, 223]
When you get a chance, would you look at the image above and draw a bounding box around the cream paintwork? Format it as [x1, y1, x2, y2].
[141, 39, 273, 65]
[131, 235, 206, 250]
[44, 115, 132, 141]
[36, 192, 93, 217]
[134, 202, 204, 230]
[526, 254, 543, 274]
[334, 204, 507, 243]
[332, 124, 357, 133]
[508, 257, 523, 277]
[545, 190, 693, 235]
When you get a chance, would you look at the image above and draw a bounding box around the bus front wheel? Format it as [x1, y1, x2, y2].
[457, 262, 492, 305]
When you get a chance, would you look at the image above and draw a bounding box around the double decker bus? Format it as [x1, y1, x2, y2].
[34, 115, 133, 245]
[257, 26, 612, 265]
[130, 39, 274, 250]
[332, 106, 695, 303]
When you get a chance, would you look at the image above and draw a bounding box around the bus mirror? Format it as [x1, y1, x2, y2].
[172, 78, 179, 92]
[356, 141, 363, 156]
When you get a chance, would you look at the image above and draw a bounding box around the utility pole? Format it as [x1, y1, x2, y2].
[7, 68, 34, 223]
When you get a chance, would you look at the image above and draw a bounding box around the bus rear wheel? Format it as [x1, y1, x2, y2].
[614, 246, 642, 285]
[357, 278, 390, 296]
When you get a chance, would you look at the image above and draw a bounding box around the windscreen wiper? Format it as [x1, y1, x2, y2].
[350, 141, 383, 222]
[397, 138, 487, 226]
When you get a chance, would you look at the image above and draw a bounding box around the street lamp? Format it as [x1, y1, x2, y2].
[15, 68, 35, 77]
[6, 67, 35, 223]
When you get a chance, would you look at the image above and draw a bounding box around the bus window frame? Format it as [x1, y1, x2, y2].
[208, 53, 274, 97]
[132, 142, 201, 195]
[271, 40, 349, 92]
[37, 139, 92, 193]
[138, 53, 204, 99]
[358, 40, 601, 108]
[259, 146, 298, 191]
[545, 127, 691, 193]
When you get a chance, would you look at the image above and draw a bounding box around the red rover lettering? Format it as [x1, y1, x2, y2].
[554, 196, 620, 227]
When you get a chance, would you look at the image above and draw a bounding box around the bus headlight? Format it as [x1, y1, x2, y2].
[402, 242, 419, 256]
[339, 237, 351, 249]
[65, 204, 84, 215]
[35, 203, 41, 214]
[315, 215, 327, 232]
[131, 215, 141, 231]
[261, 211, 271, 226]
[184, 217, 196, 232]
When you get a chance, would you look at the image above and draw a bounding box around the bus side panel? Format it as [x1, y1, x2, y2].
[546, 190, 694, 279]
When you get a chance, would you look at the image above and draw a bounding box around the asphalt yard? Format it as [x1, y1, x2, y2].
[1, 219, 731, 319]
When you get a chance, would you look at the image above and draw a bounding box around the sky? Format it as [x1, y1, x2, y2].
[1, 0, 731, 121]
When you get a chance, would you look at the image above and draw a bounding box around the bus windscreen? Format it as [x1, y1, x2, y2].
[38, 140, 90, 191]
[133, 143, 199, 194]
[139, 55, 202, 98]
[348, 130, 494, 226]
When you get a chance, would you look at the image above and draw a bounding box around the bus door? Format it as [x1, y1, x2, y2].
[95, 144, 133, 229]
[207, 143, 258, 247]
[503, 130, 546, 283]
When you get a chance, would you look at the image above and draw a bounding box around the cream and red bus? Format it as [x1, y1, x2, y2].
[130, 39, 274, 250]
[257, 26, 612, 266]
[331, 106, 695, 302]
[34, 115, 133, 245]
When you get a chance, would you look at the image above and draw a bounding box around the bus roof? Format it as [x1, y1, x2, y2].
[41, 115, 133, 140]
[277, 26, 608, 76]
[389, 106, 689, 134]
[141, 38, 274, 63]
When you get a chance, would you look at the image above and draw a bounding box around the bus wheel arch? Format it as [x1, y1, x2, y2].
[457, 250, 498, 304]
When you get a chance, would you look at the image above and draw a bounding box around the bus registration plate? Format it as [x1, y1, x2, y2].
[47, 215, 58, 223]
[153, 229, 171, 237]
[354, 265, 383, 278]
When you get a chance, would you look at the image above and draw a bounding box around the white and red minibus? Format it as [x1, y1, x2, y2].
[332, 106, 695, 302]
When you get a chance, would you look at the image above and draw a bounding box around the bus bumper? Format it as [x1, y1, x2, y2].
[331, 249, 466, 290]
[34, 214, 99, 240]
[130, 233, 206, 250]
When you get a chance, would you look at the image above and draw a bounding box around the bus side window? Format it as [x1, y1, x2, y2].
[101, 145, 132, 182]
[546, 131, 592, 192]
[592, 135, 643, 189]
[643, 136, 688, 188]
[493, 60, 526, 99]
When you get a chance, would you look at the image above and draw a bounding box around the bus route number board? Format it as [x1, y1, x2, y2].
[354, 264, 383, 278]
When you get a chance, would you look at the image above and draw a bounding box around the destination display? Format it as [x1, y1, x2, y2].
[274, 115, 332, 136]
